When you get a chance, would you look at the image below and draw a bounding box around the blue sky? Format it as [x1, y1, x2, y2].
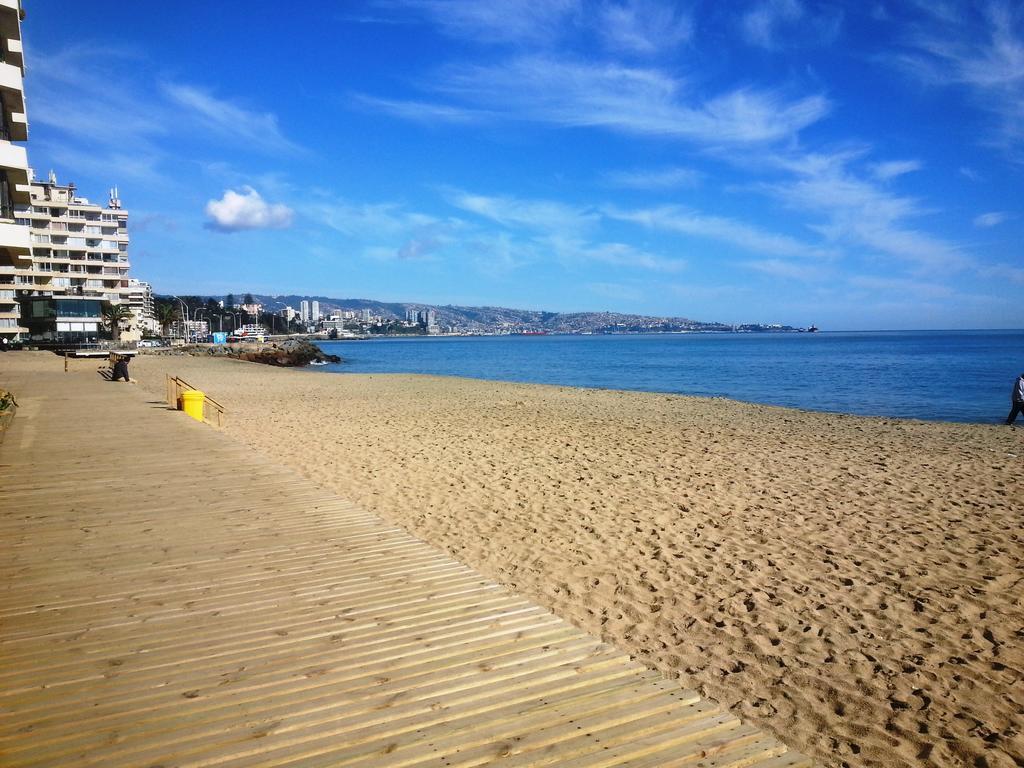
[23, 0, 1024, 329]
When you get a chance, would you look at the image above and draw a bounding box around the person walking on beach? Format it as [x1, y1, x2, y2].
[1007, 373, 1024, 425]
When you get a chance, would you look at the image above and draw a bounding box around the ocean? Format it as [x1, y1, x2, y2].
[316, 330, 1024, 424]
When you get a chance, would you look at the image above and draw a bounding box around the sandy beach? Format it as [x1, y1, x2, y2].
[8, 351, 1022, 767]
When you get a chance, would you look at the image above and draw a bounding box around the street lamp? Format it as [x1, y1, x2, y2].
[169, 295, 190, 344]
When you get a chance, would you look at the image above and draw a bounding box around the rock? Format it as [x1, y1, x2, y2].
[138, 340, 341, 367]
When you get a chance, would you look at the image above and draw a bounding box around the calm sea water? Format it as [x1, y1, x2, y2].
[316, 331, 1024, 424]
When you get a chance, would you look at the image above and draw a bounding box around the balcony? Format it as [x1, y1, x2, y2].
[4, 109, 25, 141]
[0, 60, 23, 114]
[0, 3, 23, 64]
[0, 220, 30, 263]
[3, 37, 23, 70]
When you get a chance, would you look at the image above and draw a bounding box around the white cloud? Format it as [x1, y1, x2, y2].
[742, 0, 804, 48]
[741, 0, 842, 49]
[848, 274, 955, 299]
[205, 187, 294, 232]
[978, 262, 1024, 284]
[755, 151, 970, 271]
[606, 204, 833, 259]
[973, 211, 1011, 227]
[376, 0, 580, 45]
[743, 258, 830, 281]
[163, 84, 303, 155]
[605, 166, 702, 189]
[448, 191, 599, 233]
[598, 0, 693, 55]
[890, 2, 1024, 150]
[314, 200, 442, 238]
[351, 94, 488, 123]
[377, 56, 829, 145]
[544, 235, 686, 272]
[870, 159, 923, 180]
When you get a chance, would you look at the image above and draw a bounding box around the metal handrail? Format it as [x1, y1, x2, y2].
[165, 374, 225, 428]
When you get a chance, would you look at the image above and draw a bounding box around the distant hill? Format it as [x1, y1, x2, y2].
[251, 294, 732, 333]
[160, 293, 809, 333]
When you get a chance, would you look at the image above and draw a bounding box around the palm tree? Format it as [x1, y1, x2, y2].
[156, 304, 177, 337]
[101, 303, 134, 342]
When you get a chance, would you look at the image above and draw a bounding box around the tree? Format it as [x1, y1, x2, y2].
[225, 293, 236, 310]
[156, 303, 177, 336]
[101, 303, 134, 342]
[243, 293, 254, 306]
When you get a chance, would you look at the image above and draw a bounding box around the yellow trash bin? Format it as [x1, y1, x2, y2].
[180, 389, 206, 422]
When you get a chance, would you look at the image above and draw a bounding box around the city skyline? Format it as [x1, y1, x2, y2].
[23, 0, 1024, 331]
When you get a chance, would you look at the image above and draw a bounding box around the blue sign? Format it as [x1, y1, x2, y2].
[212, 332, 228, 345]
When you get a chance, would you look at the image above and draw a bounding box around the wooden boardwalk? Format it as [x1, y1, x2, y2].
[0, 364, 810, 767]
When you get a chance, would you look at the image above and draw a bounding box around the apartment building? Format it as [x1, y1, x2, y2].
[14, 173, 138, 343]
[0, 0, 32, 343]
[126, 278, 157, 335]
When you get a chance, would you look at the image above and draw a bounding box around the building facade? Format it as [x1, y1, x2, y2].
[0, 0, 32, 343]
[126, 278, 157, 335]
[13, 174, 135, 343]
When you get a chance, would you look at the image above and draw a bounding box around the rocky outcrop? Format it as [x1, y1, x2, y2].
[141, 340, 341, 367]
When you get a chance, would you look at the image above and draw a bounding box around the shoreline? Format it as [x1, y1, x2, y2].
[314, 366, 1015, 428]
[307, 366, 1011, 429]
[5, 351, 1021, 768]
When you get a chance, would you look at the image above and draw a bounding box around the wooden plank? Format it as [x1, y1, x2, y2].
[0, 364, 809, 767]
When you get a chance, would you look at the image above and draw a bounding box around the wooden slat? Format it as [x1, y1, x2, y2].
[0, 364, 811, 767]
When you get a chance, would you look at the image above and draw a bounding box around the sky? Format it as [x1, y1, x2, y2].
[21, 0, 1024, 330]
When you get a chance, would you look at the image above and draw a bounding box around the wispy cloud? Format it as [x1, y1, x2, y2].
[205, 188, 294, 232]
[544, 235, 686, 272]
[350, 94, 489, 124]
[741, 0, 842, 49]
[605, 166, 702, 189]
[314, 199, 444, 239]
[890, 1, 1024, 150]
[742, 0, 804, 48]
[743, 258, 830, 281]
[870, 159, 923, 180]
[756, 151, 970, 271]
[373, 0, 581, 45]
[606, 204, 833, 259]
[448, 190, 599, 233]
[848, 274, 955, 299]
[973, 211, 1011, 227]
[28, 45, 167, 164]
[163, 84, 304, 156]
[598, 0, 692, 55]
[425, 56, 829, 145]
